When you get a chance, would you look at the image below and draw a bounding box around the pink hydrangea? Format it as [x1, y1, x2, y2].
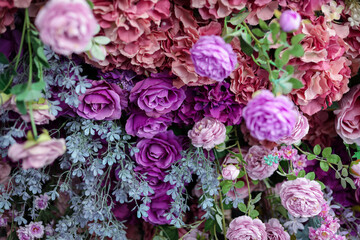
[8, 138, 66, 169]
[279, 0, 331, 18]
[280, 178, 325, 218]
[265, 218, 290, 240]
[188, 117, 226, 150]
[244, 145, 279, 180]
[226, 216, 267, 240]
[35, 0, 98, 55]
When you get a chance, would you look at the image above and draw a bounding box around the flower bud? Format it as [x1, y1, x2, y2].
[222, 164, 240, 180]
[279, 10, 301, 32]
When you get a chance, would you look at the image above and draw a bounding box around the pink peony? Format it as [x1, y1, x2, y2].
[265, 218, 290, 240]
[188, 117, 226, 150]
[8, 138, 66, 169]
[226, 216, 267, 240]
[244, 145, 278, 180]
[222, 165, 240, 181]
[35, 0, 98, 55]
[278, 109, 309, 145]
[334, 84, 360, 145]
[280, 178, 325, 218]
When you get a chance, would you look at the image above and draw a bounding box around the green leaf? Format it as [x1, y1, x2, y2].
[352, 151, 360, 159]
[285, 65, 294, 75]
[341, 178, 347, 189]
[94, 36, 111, 45]
[335, 171, 341, 179]
[327, 154, 340, 164]
[31, 81, 45, 91]
[345, 177, 356, 189]
[226, 125, 233, 134]
[0, 52, 9, 64]
[288, 78, 304, 90]
[238, 202, 247, 213]
[291, 34, 305, 45]
[162, 226, 179, 240]
[289, 44, 304, 57]
[276, 205, 288, 218]
[322, 147, 332, 158]
[10, 83, 27, 95]
[313, 144, 321, 155]
[16, 100, 27, 115]
[287, 174, 297, 180]
[342, 168, 348, 177]
[86, 0, 94, 9]
[234, 181, 245, 189]
[270, 22, 280, 43]
[280, 31, 287, 42]
[298, 170, 306, 178]
[305, 172, 315, 180]
[238, 170, 245, 178]
[36, 47, 50, 68]
[252, 193, 262, 204]
[215, 214, 223, 231]
[204, 218, 215, 231]
[252, 28, 265, 37]
[229, 12, 250, 25]
[307, 154, 317, 160]
[221, 180, 233, 195]
[316, 180, 326, 190]
[252, 180, 259, 185]
[249, 209, 259, 219]
[281, 49, 290, 67]
[259, 19, 269, 31]
[274, 46, 285, 61]
[320, 162, 329, 172]
[239, 37, 253, 56]
[89, 45, 106, 61]
[16, 89, 42, 102]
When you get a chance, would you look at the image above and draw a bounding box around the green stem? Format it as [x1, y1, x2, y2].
[28, 104, 38, 139]
[243, 22, 261, 45]
[218, 190, 227, 236]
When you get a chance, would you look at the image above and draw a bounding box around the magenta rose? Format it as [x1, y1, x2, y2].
[134, 131, 182, 169]
[35, 0, 97, 55]
[144, 194, 172, 225]
[129, 73, 186, 118]
[265, 218, 290, 240]
[76, 80, 127, 121]
[8, 138, 66, 169]
[125, 111, 171, 139]
[334, 84, 360, 145]
[226, 216, 267, 240]
[280, 178, 325, 218]
[244, 145, 278, 180]
[188, 117, 226, 150]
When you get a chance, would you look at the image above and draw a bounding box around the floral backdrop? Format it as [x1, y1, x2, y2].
[1, 0, 360, 239]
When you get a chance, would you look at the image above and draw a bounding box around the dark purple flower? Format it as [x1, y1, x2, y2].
[76, 80, 128, 120]
[129, 73, 186, 118]
[0, 29, 21, 61]
[175, 82, 244, 126]
[125, 111, 172, 139]
[134, 131, 182, 169]
[190, 35, 237, 81]
[144, 194, 172, 225]
[98, 69, 136, 91]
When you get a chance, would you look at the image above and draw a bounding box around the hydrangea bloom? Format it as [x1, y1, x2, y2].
[243, 90, 297, 142]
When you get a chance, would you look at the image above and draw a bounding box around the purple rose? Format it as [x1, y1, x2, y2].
[125, 111, 171, 139]
[265, 218, 290, 240]
[35, 0, 97, 55]
[76, 80, 127, 120]
[129, 73, 186, 118]
[279, 10, 301, 32]
[243, 90, 297, 142]
[244, 145, 278, 180]
[144, 195, 172, 225]
[134, 131, 182, 169]
[190, 35, 237, 81]
[226, 216, 267, 240]
[278, 109, 309, 145]
[280, 178, 325, 218]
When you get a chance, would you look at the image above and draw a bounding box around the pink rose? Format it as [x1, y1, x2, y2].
[334, 84, 360, 145]
[226, 216, 267, 240]
[280, 178, 325, 218]
[35, 0, 97, 55]
[222, 165, 240, 181]
[188, 117, 226, 150]
[265, 218, 290, 240]
[244, 145, 278, 180]
[8, 138, 66, 169]
[278, 110, 309, 145]
[0, 162, 11, 185]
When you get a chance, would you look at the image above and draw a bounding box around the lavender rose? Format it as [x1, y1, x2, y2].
[265, 218, 290, 240]
[8, 138, 66, 169]
[144, 195, 172, 225]
[226, 216, 267, 240]
[130, 73, 186, 118]
[278, 110, 309, 145]
[243, 90, 297, 142]
[279, 10, 301, 32]
[334, 84, 360, 145]
[222, 164, 240, 181]
[188, 117, 226, 150]
[76, 80, 127, 121]
[244, 145, 278, 180]
[280, 178, 325, 218]
[125, 111, 171, 139]
[134, 131, 182, 169]
[35, 0, 97, 55]
[190, 35, 237, 81]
